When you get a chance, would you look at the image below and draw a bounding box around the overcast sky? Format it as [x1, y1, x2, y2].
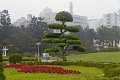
[0, 0, 119, 22]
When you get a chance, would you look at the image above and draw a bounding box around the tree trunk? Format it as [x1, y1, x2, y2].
[61, 48, 67, 61]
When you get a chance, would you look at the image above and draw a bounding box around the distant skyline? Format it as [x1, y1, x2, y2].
[0, 0, 119, 22]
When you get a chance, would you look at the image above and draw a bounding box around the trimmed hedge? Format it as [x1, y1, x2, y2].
[3, 58, 38, 61]
[104, 47, 120, 52]
[22, 61, 118, 69]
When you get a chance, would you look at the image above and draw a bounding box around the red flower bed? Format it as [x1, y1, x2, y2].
[18, 66, 80, 74]
[4, 64, 81, 74]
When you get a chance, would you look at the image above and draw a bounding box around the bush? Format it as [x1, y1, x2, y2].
[22, 58, 38, 61]
[22, 60, 118, 69]
[103, 68, 120, 77]
[9, 53, 22, 64]
[0, 62, 6, 80]
[0, 51, 6, 80]
[104, 47, 120, 52]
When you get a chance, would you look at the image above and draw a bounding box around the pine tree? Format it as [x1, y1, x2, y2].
[42, 11, 85, 61]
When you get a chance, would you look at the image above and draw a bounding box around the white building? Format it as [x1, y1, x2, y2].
[39, 7, 58, 24]
[88, 19, 100, 30]
[13, 14, 32, 27]
[88, 10, 120, 30]
[103, 12, 120, 27]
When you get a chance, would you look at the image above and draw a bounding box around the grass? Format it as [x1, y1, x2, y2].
[67, 52, 120, 63]
[4, 52, 120, 80]
[4, 66, 103, 80]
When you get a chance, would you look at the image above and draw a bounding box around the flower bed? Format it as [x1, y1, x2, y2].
[4, 64, 81, 74]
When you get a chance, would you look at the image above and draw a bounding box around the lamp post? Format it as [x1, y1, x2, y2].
[36, 42, 41, 61]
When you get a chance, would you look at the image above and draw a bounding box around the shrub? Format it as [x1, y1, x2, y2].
[0, 51, 6, 80]
[104, 47, 120, 52]
[23, 60, 118, 69]
[9, 53, 22, 64]
[103, 68, 120, 77]
[22, 58, 38, 61]
[0, 62, 6, 80]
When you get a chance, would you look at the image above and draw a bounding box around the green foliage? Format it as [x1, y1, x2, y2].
[0, 62, 5, 80]
[23, 60, 118, 70]
[103, 68, 120, 77]
[44, 32, 61, 38]
[65, 26, 79, 32]
[42, 38, 53, 43]
[97, 26, 120, 48]
[66, 40, 81, 44]
[104, 47, 120, 52]
[22, 58, 38, 61]
[73, 46, 86, 52]
[55, 11, 73, 22]
[47, 24, 64, 29]
[42, 11, 85, 61]
[0, 51, 3, 62]
[44, 48, 59, 53]
[9, 53, 22, 64]
[60, 34, 79, 40]
[3, 58, 38, 61]
[52, 39, 65, 43]
[57, 43, 67, 47]
[0, 51, 5, 80]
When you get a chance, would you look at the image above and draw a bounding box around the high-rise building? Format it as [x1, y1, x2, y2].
[69, 2, 73, 15]
[103, 12, 120, 27]
[88, 10, 120, 30]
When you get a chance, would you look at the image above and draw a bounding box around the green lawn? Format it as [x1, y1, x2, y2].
[4, 66, 103, 80]
[67, 52, 120, 63]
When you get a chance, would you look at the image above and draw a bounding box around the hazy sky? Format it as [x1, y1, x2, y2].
[0, 0, 119, 22]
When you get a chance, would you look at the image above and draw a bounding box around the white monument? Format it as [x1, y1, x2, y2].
[2, 46, 8, 56]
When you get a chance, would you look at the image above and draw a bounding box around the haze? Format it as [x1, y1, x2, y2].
[0, 0, 119, 22]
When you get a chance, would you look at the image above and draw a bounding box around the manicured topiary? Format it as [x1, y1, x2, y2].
[9, 53, 22, 64]
[42, 11, 85, 61]
[55, 11, 73, 23]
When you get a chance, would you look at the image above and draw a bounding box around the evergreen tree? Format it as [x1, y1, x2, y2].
[42, 11, 85, 61]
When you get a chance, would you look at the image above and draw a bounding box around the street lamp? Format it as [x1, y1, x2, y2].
[36, 42, 41, 61]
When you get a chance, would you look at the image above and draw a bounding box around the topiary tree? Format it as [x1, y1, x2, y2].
[9, 53, 22, 64]
[0, 51, 6, 80]
[42, 11, 85, 61]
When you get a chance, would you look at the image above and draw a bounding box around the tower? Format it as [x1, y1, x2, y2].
[70, 2, 73, 15]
